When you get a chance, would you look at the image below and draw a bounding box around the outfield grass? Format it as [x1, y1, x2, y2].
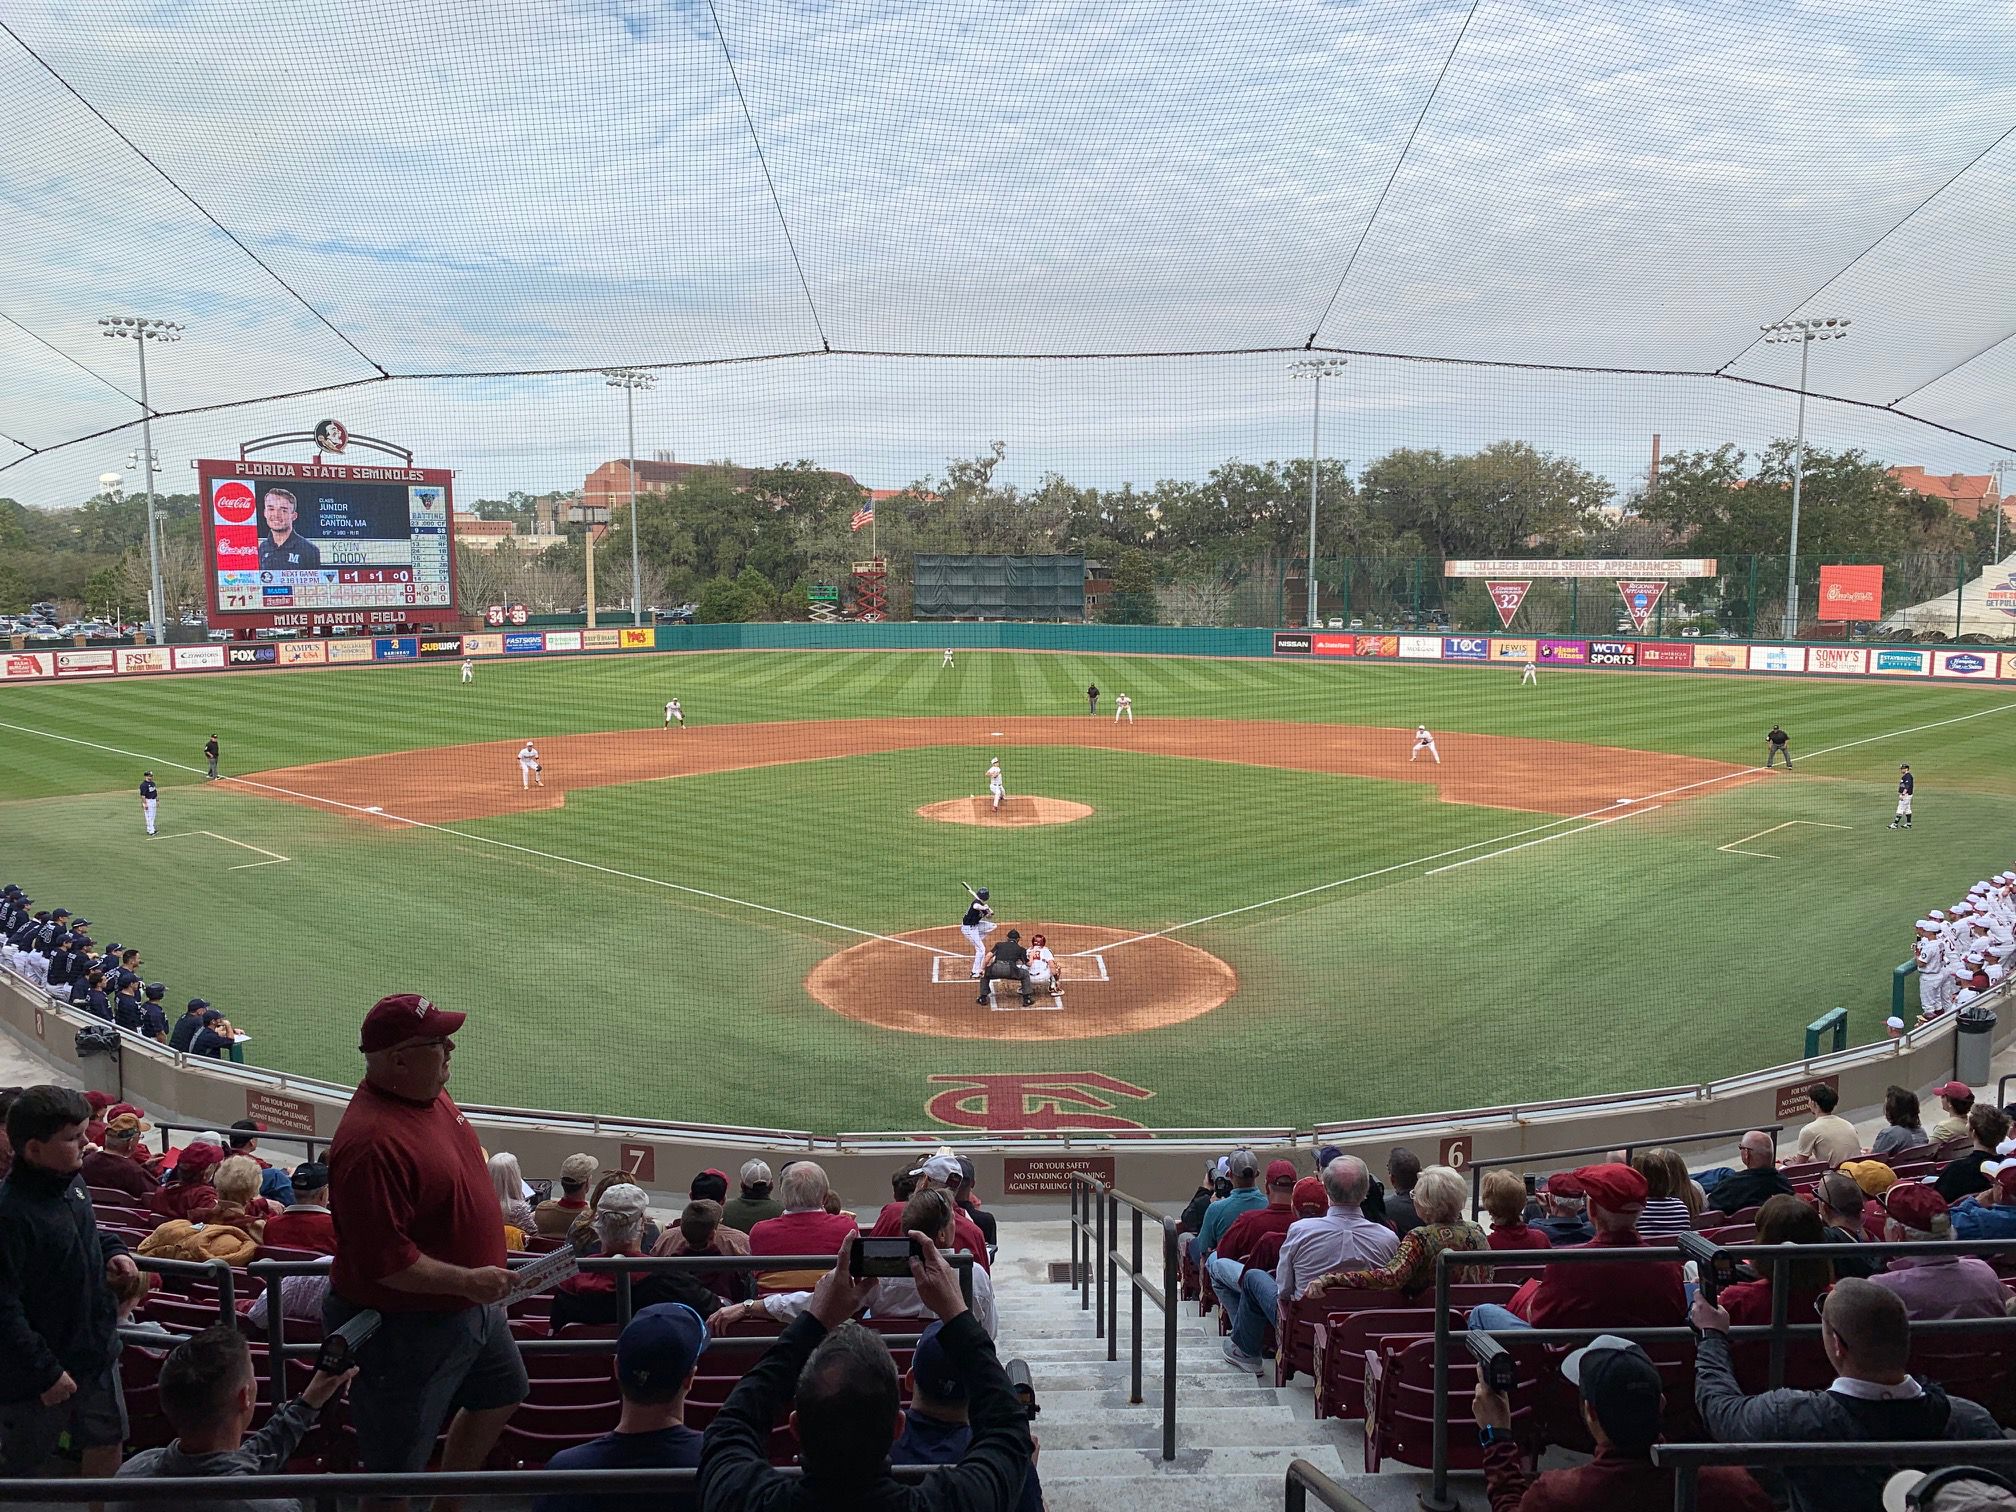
[2, 651, 2011, 1132]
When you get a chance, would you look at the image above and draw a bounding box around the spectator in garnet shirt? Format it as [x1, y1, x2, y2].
[1241, 1177, 1328, 1279]
[81, 1112, 158, 1202]
[1715, 1195, 1834, 1326]
[146, 1140, 223, 1219]
[324, 993, 525, 1503]
[1480, 1171, 1551, 1251]
[871, 1153, 990, 1270]
[262, 1163, 337, 1254]
[1207, 1159, 1299, 1366]
[748, 1161, 860, 1293]
[1468, 1164, 1684, 1332]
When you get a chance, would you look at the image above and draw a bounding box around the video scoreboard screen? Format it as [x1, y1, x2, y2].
[197, 459, 458, 632]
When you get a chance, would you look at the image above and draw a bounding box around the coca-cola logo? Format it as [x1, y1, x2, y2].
[213, 480, 256, 524]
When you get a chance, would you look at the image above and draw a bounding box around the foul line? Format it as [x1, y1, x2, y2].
[0, 719, 946, 956]
[1425, 806, 1665, 876]
[159, 830, 291, 869]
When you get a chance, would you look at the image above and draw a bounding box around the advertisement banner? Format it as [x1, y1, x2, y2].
[1490, 638, 1537, 661]
[418, 637, 462, 658]
[115, 647, 172, 674]
[461, 633, 505, 657]
[1806, 646, 1868, 675]
[0, 652, 53, 680]
[1616, 579, 1668, 632]
[173, 645, 227, 671]
[1537, 639, 1588, 664]
[1272, 631, 1311, 655]
[1311, 633, 1356, 656]
[504, 632, 545, 654]
[544, 630, 583, 652]
[325, 639, 374, 663]
[55, 649, 116, 676]
[1817, 564, 1884, 622]
[1442, 635, 1490, 660]
[1398, 635, 1443, 659]
[1637, 643, 1697, 667]
[1485, 580, 1531, 628]
[619, 628, 655, 649]
[1587, 640, 1636, 667]
[1353, 634, 1398, 658]
[1869, 648, 1929, 677]
[1748, 646, 1808, 673]
[1933, 649, 1996, 679]
[226, 645, 279, 667]
[278, 641, 328, 666]
[373, 637, 419, 661]
[582, 628, 622, 651]
[1693, 644, 1747, 670]
[1984, 570, 2016, 622]
[2001, 654, 2016, 680]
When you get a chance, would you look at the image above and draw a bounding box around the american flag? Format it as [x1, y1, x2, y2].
[850, 499, 874, 532]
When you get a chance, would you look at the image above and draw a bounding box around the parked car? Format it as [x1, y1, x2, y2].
[206, 629, 234, 642]
[24, 626, 66, 643]
[655, 602, 698, 624]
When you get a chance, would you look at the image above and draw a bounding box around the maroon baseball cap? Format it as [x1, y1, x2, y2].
[1265, 1159, 1298, 1186]
[1883, 1183, 1949, 1231]
[1544, 1172, 1586, 1199]
[1571, 1163, 1648, 1212]
[359, 993, 466, 1053]
[1934, 1082, 1973, 1101]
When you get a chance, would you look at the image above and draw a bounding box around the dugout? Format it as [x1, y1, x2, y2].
[914, 554, 1086, 620]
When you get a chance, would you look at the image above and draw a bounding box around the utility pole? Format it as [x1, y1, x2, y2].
[1288, 358, 1348, 629]
[1759, 316, 1851, 639]
[602, 369, 655, 626]
[99, 316, 184, 644]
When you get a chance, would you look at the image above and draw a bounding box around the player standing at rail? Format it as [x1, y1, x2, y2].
[517, 741, 544, 789]
[1409, 725, 1441, 764]
[986, 756, 1005, 812]
[959, 886, 996, 978]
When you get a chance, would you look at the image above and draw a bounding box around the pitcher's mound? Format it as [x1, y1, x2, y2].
[807, 924, 1234, 1041]
[917, 796, 1094, 827]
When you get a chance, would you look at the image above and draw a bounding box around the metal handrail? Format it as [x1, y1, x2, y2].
[1464, 1123, 1784, 1220]
[1067, 1172, 1179, 1460]
[1653, 1441, 2016, 1512]
[1283, 1456, 1378, 1512]
[1421, 1235, 2016, 1512]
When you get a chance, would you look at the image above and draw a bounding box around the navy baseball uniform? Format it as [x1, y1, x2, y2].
[1891, 767, 1914, 829]
[140, 774, 159, 835]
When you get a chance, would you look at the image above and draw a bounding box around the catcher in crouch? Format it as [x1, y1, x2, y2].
[1025, 932, 1063, 997]
[977, 929, 1036, 1007]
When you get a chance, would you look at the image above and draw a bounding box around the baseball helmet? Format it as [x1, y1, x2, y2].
[976, 887, 989, 900]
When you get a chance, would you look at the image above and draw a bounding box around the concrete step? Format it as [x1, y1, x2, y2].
[1041, 1469, 1467, 1512]
[1034, 1416, 1361, 1451]
[1037, 1444, 1355, 1480]
[1027, 1386, 1302, 1416]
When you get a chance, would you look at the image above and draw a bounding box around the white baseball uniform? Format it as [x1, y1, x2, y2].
[665, 699, 683, 727]
[460, 659, 474, 683]
[1027, 942, 1059, 992]
[518, 742, 543, 788]
[1410, 726, 1441, 764]
[942, 648, 955, 667]
[1915, 933, 1947, 1017]
[987, 759, 1004, 810]
[1113, 694, 1133, 723]
[1521, 662, 1537, 686]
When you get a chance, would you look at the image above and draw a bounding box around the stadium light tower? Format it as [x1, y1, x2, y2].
[1288, 358, 1348, 630]
[1760, 316, 1851, 639]
[98, 315, 183, 646]
[602, 368, 654, 626]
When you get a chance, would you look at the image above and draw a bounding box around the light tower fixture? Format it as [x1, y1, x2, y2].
[602, 368, 656, 627]
[1759, 316, 1851, 640]
[99, 317, 184, 647]
[1288, 358, 1348, 632]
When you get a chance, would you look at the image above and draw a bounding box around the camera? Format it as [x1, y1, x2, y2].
[315, 1308, 381, 1375]
[1676, 1231, 1738, 1302]
[850, 1235, 921, 1279]
[1465, 1328, 1518, 1393]
[1005, 1358, 1040, 1421]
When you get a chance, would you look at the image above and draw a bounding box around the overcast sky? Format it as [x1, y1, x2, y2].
[3, 0, 2013, 506]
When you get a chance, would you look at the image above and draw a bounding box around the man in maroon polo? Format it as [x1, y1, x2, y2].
[324, 994, 526, 1510]
[1467, 1163, 1685, 1333]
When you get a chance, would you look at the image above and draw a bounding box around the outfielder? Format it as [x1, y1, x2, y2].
[139, 771, 158, 836]
[1026, 932, 1063, 997]
[1520, 661, 1537, 687]
[1890, 764, 1913, 829]
[517, 741, 545, 789]
[461, 658, 474, 684]
[986, 757, 1005, 812]
[1410, 725, 1441, 764]
[664, 698, 683, 729]
[1113, 693, 1133, 724]
[959, 886, 996, 978]
[942, 648, 955, 668]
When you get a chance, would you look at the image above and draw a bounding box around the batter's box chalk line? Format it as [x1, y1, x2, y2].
[1716, 819, 1851, 860]
[930, 954, 1109, 985]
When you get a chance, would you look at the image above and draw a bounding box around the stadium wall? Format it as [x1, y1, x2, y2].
[6, 963, 2006, 1213]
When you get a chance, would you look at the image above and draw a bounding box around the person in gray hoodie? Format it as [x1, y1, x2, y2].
[112, 1325, 353, 1512]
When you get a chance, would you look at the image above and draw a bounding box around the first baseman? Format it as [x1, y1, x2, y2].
[517, 741, 545, 789]
[664, 698, 684, 728]
[959, 886, 996, 977]
[1890, 764, 1913, 829]
[139, 771, 158, 835]
[986, 757, 1005, 812]
[1410, 725, 1441, 764]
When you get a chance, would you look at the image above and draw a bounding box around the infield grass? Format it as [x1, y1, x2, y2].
[2, 651, 2011, 1131]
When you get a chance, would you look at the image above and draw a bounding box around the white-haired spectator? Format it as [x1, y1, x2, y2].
[1308, 1165, 1490, 1300]
[721, 1160, 781, 1234]
[550, 1184, 717, 1331]
[748, 1162, 859, 1293]
[1869, 1185, 2010, 1321]
[1270, 1155, 1400, 1312]
[489, 1152, 536, 1240]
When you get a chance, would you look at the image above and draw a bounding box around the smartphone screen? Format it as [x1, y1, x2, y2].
[854, 1236, 915, 1278]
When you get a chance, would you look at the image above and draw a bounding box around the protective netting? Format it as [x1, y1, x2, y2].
[2, 0, 2013, 502]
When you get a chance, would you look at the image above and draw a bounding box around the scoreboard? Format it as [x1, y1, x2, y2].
[197, 459, 459, 633]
